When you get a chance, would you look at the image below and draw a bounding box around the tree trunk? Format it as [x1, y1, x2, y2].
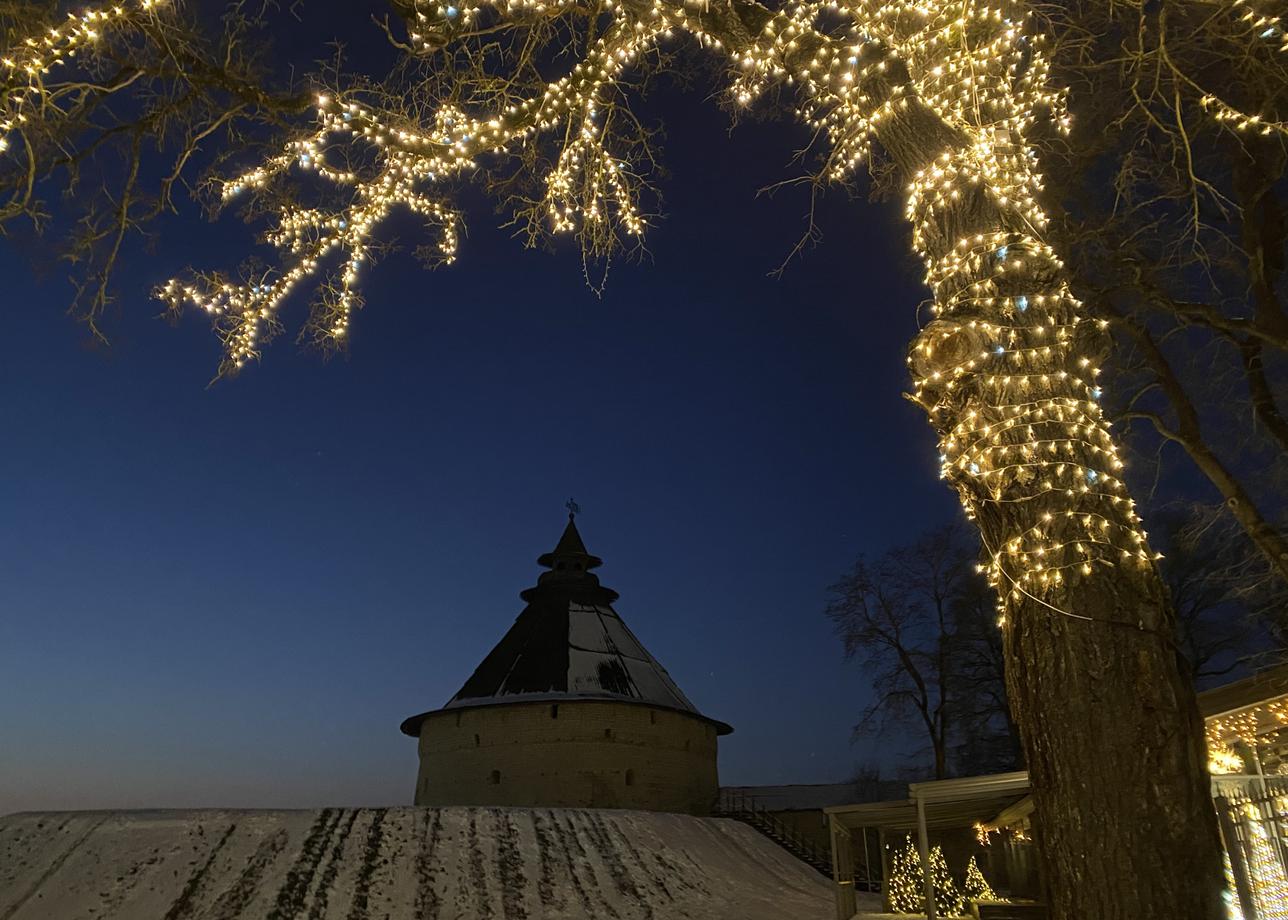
[1001, 541, 1221, 917]
[866, 60, 1225, 919]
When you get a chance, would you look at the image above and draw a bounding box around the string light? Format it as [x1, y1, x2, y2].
[1207, 701, 1288, 752]
[148, 0, 1159, 616]
[963, 855, 999, 902]
[9, 0, 1272, 622]
[887, 835, 964, 915]
[0, 0, 166, 154]
[155, 7, 668, 371]
[1210, 744, 1246, 775]
[1239, 797, 1288, 920]
[888, 836, 925, 913]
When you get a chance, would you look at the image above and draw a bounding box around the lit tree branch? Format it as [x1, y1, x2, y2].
[133, 0, 1162, 611]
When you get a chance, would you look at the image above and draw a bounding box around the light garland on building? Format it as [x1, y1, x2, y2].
[1207, 701, 1288, 761]
[1211, 744, 1248, 776]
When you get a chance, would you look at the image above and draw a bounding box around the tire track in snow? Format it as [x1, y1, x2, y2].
[492, 810, 528, 920]
[531, 811, 566, 913]
[414, 809, 444, 920]
[603, 816, 675, 904]
[0, 814, 107, 920]
[162, 822, 238, 920]
[267, 809, 341, 920]
[307, 809, 359, 920]
[557, 811, 620, 919]
[206, 827, 290, 920]
[545, 811, 596, 915]
[465, 810, 493, 918]
[344, 809, 386, 920]
[581, 811, 651, 919]
[651, 840, 708, 898]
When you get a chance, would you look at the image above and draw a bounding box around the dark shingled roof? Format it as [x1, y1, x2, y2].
[401, 517, 732, 736]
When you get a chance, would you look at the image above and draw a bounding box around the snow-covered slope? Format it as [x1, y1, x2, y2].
[0, 807, 832, 920]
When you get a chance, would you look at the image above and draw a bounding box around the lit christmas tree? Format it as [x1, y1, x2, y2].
[888, 836, 925, 913]
[887, 836, 966, 916]
[928, 846, 966, 917]
[963, 855, 999, 902]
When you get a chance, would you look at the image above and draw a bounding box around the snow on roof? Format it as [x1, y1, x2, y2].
[0, 808, 832, 920]
[402, 517, 732, 736]
[425, 599, 730, 733]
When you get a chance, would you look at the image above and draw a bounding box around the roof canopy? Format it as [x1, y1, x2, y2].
[824, 771, 1031, 832]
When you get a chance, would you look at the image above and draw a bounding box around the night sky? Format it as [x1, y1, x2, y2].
[0, 8, 963, 816]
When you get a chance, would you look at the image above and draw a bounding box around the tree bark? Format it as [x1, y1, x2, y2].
[870, 72, 1225, 919]
[1002, 558, 1221, 918]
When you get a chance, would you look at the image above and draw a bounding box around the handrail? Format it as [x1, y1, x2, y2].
[716, 790, 880, 891]
[717, 789, 830, 867]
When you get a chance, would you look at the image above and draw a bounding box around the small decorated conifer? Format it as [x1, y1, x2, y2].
[887, 836, 966, 916]
[888, 836, 925, 913]
[964, 855, 999, 902]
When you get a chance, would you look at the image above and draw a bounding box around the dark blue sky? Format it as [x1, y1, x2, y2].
[0, 18, 963, 815]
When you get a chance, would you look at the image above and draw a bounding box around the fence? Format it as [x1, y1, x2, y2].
[1214, 774, 1288, 920]
[714, 789, 840, 878]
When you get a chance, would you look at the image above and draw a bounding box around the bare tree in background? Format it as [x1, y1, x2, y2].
[945, 573, 1022, 775]
[1040, 0, 1288, 590]
[1156, 504, 1288, 680]
[826, 524, 1018, 779]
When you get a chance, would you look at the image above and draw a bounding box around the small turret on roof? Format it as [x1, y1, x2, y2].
[526, 514, 613, 598]
[400, 514, 731, 736]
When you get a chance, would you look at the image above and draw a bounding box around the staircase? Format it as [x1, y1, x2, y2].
[715, 789, 834, 877]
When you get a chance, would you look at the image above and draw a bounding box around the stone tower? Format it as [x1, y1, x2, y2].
[400, 515, 732, 814]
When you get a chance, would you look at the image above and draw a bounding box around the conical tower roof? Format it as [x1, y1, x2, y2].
[400, 515, 732, 736]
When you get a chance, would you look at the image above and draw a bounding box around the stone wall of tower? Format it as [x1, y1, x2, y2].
[412, 700, 719, 814]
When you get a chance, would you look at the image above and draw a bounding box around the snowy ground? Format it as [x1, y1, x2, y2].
[851, 891, 899, 918]
[0, 807, 833, 919]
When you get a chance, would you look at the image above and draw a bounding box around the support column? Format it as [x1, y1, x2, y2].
[880, 828, 892, 913]
[917, 794, 936, 920]
[1215, 795, 1258, 920]
[829, 816, 857, 920]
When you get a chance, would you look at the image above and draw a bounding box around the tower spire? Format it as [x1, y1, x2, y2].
[531, 512, 605, 594]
